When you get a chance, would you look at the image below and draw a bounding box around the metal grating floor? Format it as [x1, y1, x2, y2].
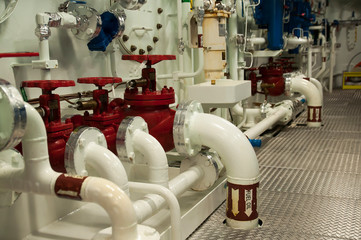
[188, 89, 361, 240]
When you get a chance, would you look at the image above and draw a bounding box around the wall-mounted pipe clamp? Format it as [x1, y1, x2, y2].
[173, 100, 203, 157]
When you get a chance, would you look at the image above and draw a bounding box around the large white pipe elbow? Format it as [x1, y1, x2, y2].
[174, 101, 260, 229]
[132, 130, 169, 187]
[117, 117, 169, 187]
[291, 78, 322, 127]
[80, 177, 138, 240]
[191, 113, 260, 229]
[310, 77, 323, 106]
[84, 143, 129, 194]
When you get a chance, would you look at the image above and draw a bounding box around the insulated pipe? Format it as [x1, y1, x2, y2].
[133, 166, 203, 223]
[129, 182, 181, 240]
[177, 0, 184, 73]
[0, 103, 140, 240]
[132, 130, 169, 187]
[188, 113, 260, 229]
[291, 78, 322, 127]
[243, 106, 289, 139]
[84, 142, 129, 194]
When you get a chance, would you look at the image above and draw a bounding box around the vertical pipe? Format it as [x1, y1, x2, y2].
[228, 11, 238, 80]
[307, 46, 313, 78]
[329, 27, 336, 93]
[39, 39, 51, 80]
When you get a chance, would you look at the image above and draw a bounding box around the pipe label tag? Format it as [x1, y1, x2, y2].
[308, 106, 322, 122]
[226, 182, 259, 221]
[54, 174, 87, 200]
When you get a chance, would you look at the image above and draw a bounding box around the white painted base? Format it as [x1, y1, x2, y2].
[226, 217, 259, 230]
[307, 122, 322, 127]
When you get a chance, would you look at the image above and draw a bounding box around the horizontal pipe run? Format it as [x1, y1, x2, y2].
[244, 106, 289, 139]
[133, 166, 204, 223]
[129, 182, 181, 240]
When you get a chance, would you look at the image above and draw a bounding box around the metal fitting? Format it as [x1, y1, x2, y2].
[178, 38, 185, 55]
[195, 6, 205, 26]
[236, 34, 245, 45]
[115, 0, 147, 10]
[203, 0, 212, 10]
[35, 24, 51, 40]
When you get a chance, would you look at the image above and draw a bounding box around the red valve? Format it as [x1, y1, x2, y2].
[22, 80, 75, 91]
[77, 77, 122, 87]
[122, 55, 176, 65]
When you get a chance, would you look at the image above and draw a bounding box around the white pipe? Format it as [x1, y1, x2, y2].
[133, 166, 203, 223]
[39, 39, 51, 80]
[84, 143, 129, 195]
[314, 33, 326, 79]
[177, 0, 184, 73]
[228, 11, 238, 80]
[132, 130, 169, 187]
[307, 46, 313, 78]
[291, 78, 322, 127]
[0, 103, 139, 240]
[189, 113, 260, 229]
[158, 48, 204, 80]
[129, 182, 181, 240]
[310, 77, 323, 106]
[81, 177, 138, 240]
[243, 106, 289, 139]
[329, 27, 336, 93]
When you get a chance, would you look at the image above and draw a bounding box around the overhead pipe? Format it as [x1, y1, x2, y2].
[173, 101, 260, 230]
[291, 78, 322, 127]
[0, 102, 141, 240]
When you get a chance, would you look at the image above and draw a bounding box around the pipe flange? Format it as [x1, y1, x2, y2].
[0, 149, 24, 207]
[0, 79, 26, 151]
[64, 126, 107, 176]
[66, 2, 102, 41]
[284, 73, 292, 97]
[116, 116, 148, 162]
[180, 149, 223, 191]
[173, 100, 203, 157]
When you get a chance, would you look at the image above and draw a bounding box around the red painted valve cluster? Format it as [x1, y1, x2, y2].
[21, 80, 75, 172]
[74, 77, 123, 154]
[121, 55, 176, 152]
[247, 58, 286, 97]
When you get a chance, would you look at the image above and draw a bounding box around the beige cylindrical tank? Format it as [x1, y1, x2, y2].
[203, 10, 230, 81]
